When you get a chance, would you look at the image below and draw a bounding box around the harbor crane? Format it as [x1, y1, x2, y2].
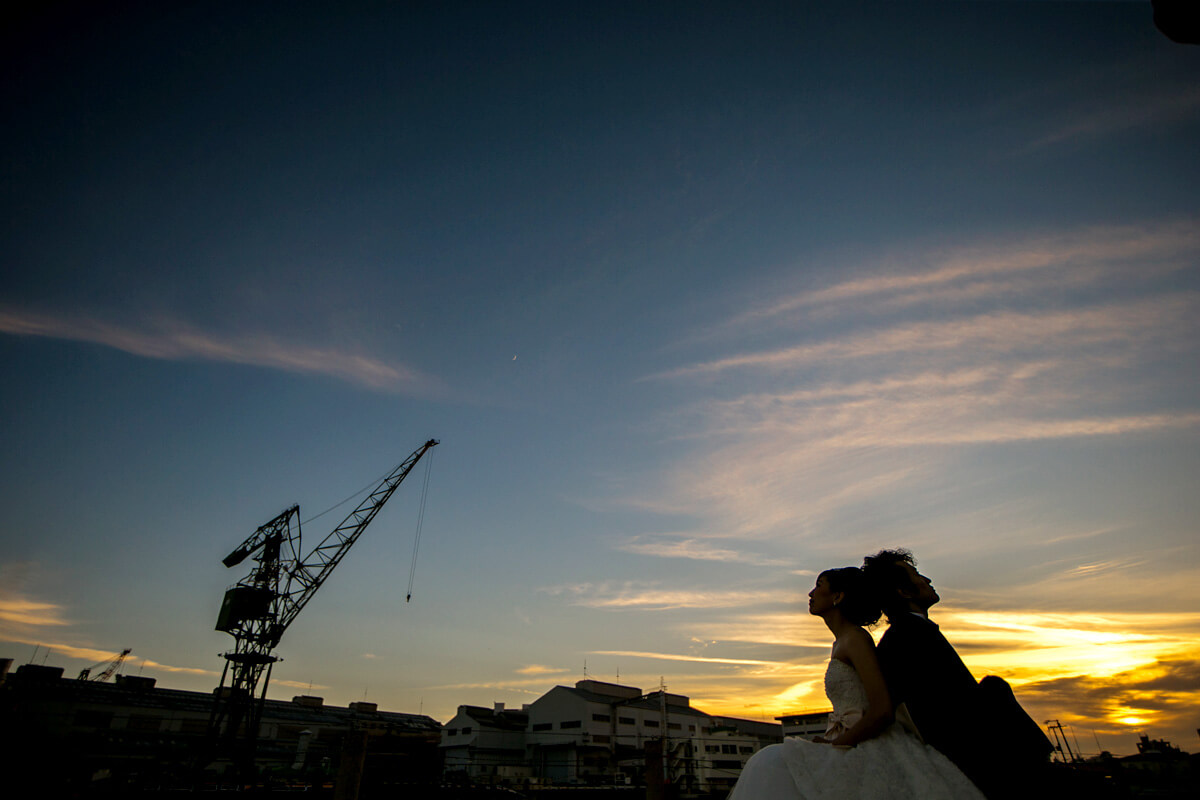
[77, 648, 132, 681]
[207, 438, 439, 768]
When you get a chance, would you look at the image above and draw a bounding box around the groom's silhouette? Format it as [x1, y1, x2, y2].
[862, 549, 1053, 799]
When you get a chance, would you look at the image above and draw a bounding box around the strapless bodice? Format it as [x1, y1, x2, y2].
[825, 658, 869, 716]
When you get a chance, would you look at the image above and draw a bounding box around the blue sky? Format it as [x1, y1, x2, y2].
[2, 2, 1198, 754]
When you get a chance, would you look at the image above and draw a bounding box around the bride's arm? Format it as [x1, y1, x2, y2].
[830, 627, 895, 747]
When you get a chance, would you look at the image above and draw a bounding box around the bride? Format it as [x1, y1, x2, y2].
[727, 567, 986, 800]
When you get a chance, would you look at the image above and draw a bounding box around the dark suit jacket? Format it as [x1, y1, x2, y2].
[878, 615, 982, 768]
[878, 613, 1053, 798]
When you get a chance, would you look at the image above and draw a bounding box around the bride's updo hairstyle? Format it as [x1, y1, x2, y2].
[820, 567, 883, 627]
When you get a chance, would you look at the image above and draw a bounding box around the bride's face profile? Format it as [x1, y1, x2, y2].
[807, 574, 840, 617]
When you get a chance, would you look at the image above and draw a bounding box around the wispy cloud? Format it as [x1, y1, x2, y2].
[1025, 85, 1200, 151]
[701, 221, 1198, 339]
[0, 569, 216, 677]
[424, 678, 559, 694]
[0, 596, 71, 628]
[589, 650, 782, 667]
[540, 582, 788, 610]
[654, 295, 1197, 381]
[516, 664, 571, 676]
[615, 536, 791, 567]
[12, 641, 218, 677]
[0, 307, 444, 394]
[0, 565, 73, 631]
[624, 221, 1200, 543]
[274, 678, 329, 690]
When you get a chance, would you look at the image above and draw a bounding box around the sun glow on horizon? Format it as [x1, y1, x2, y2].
[634, 607, 1200, 752]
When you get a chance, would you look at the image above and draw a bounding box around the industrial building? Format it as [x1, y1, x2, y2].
[440, 679, 783, 795]
[0, 660, 441, 794]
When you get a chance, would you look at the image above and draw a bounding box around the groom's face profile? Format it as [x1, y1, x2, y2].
[899, 563, 940, 611]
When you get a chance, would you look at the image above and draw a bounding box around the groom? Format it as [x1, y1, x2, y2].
[861, 549, 1053, 799]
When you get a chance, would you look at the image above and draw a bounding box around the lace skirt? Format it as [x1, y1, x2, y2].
[728, 724, 986, 800]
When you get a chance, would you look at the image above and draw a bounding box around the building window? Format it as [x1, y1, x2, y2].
[667, 723, 681, 730]
[127, 714, 162, 732]
[73, 710, 113, 729]
[461, 727, 472, 735]
[644, 720, 659, 728]
[560, 720, 582, 729]
[592, 713, 611, 722]
[721, 744, 737, 754]
[740, 746, 754, 754]
[705, 745, 720, 753]
[447, 728, 458, 736]
[594, 734, 611, 743]
[532, 723, 552, 731]
[713, 760, 741, 769]
[688, 725, 696, 732]
[181, 719, 208, 735]
[618, 717, 635, 725]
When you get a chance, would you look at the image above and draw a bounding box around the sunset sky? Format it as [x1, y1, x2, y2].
[2, 2, 1197, 757]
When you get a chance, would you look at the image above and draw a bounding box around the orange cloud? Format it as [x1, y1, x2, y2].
[0, 597, 71, 627]
[516, 664, 570, 676]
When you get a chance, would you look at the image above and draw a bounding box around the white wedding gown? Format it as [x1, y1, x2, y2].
[728, 659, 986, 800]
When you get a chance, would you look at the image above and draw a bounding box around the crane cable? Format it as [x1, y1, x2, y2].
[300, 467, 392, 527]
[406, 446, 436, 602]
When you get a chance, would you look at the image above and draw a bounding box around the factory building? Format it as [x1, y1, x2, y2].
[1, 661, 441, 794]
[440, 678, 782, 794]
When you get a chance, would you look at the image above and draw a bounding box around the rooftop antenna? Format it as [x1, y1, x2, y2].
[583, 659, 588, 679]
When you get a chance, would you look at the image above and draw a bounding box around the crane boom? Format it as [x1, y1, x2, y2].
[275, 438, 438, 635]
[78, 648, 132, 681]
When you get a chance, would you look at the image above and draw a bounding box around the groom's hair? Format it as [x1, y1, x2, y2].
[861, 548, 918, 621]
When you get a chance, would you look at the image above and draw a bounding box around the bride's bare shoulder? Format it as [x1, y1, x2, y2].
[838, 625, 878, 655]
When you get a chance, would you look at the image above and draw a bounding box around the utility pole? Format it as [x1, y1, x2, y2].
[659, 678, 670, 788]
[1045, 720, 1078, 763]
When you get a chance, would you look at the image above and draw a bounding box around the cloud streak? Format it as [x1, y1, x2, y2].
[0, 307, 444, 394]
[10, 640, 218, 677]
[654, 295, 1197, 381]
[614, 536, 791, 567]
[540, 582, 789, 611]
[623, 221, 1200, 542]
[516, 664, 571, 676]
[1025, 84, 1200, 152]
[701, 221, 1198, 339]
[0, 597, 71, 628]
[589, 650, 782, 667]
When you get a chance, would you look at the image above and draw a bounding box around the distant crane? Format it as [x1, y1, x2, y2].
[207, 438, 439, 772]
[77, 648, 132, 681]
